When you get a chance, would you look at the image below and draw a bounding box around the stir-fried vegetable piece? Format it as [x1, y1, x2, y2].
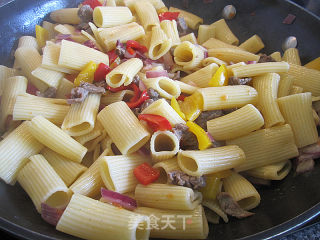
[179, 91, 203, 121]
[74, 61, 97, 86]
[126, 40, 148, 53]
[100, 188, 137, 210]
[209, 64, 228, 87]
[133, 163, 160, 185]
[171, 97, 186, 120]
[35, 25, 49, 48]
[138, 114, 172, 132]
[107, 49, 118, 65]
[158, 12, 180, 21]
[94, 63, 111, 82]
[186, 121, 211, 150]
[81, 0, 102, 9]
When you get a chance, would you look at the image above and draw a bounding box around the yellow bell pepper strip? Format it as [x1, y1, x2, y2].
[208, 64, 228, 87]
[74, 61, 97, 86]
[171, 97, 186, 121]
[186, 121, 212, 150]
[35, 25, 49, 48]
[199, 174, 222, 200]
[179, 91, 204, 121]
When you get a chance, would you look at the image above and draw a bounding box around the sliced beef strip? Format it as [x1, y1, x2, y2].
[147, 88, 160, 101]
[167, 170, 206, 190]
[139, 99, 155, 113]
[228, 77, 252, 86]
[217, 192, 254, 219]
[172, 123, 198, 150]
[258, 54, 276, 63]
[295, 155, 315, 174]
[68, 82, 105, 104]
[115, 40, 126, 59]
[132, 75, 140, 85]
[195, 110, 224, 131]
[36, 87, 57, 98]
[111, 143, 122, 155]
[78, 5, 93, 23]
[222, 108, 238, 115]
[176, 17, 188, 36]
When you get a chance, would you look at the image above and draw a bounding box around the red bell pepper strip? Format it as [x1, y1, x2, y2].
[107, 49, 118, 65]
[158, 12, 180, 21]
[138, 114, 172, 132]
[127, 90, 149, 109]
[128, 83, 140, 103]
[107, 85, 128, 93]
[177, 94, 187, 101]
[126, 40, 148, 53]
[133, 163, 160, 185]
[81, 0, 102, 9]
[126, 46, 136, 55]
[94, 63, 111, 82]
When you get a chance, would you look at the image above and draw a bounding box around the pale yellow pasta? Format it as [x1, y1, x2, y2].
[50, 8, 80, 24]
[282, 48, 301, 65]
[197, 86, 258, 111]
[210, 19, 239, 45]
[142, 76, 180, 99]
[85, 130, 107, 152]
[56, 77, 74, 99]
[202, 200, 228, 223]
[181, 63, 219, 88]
[42, 21, 56, 40]
[153, 157, 181, 183]
[13, 94, 70, 125]
[150, 130, 179, 162]
[208, 48, 260, 63]
[202, 57, 227, 67]
[14, 47, 48, 91]
[226, 124, 299, 172]
[100, 154, 147, 193]
[0, 121, 44, 185]
[226, 62, 246, 76]
[288, 64, 320, 96]
[231, 62, 290, 78]
[0, 65, 16, 96]
[29, 116, 87, 163]
[207, 104, 264, 141]
[277, 92, 318, 148]
[0, 76, 27, 131]
[223, 171, 260, 210]
[18, 36, 39, 50]
[98, 101, 150, 154]
[270, 51, 282, 62]
[253, 73, 285, 128]
[17, 154, 69, 213]
[41, 148, 87, 187]
[174, 41, 204, 70]
[106, 58, 143, 87]
[160, 20, 180, 46]
[278, 73, 294, 98]
[197, 25, 216, 45]
[31, 67, 64, 89]
[101, 90, 134, 105]
[169, 7, 203, 30]
[56, 194, 150, 240]
[98, 22, 145, 51]
[180, 32, 197, 44]
[74, 121, 104, 145]
[93, 6, 132, 28]
[42, 43, 78, 74]
[245, 160, 292, 181]
[175, 80, 199, 95]
[178, 146, 245, 177]
[239, 35, 264, 54]
[61, 94, 101, 136]
[304, 57, 320, 70]
[134, 1, 159, 31]
[148, 25, 172, 60]
[69, 157, 103, 197]
[93, 143, 101, 161]
[141, 99, 185, 126]
[81, 30, 104, 52]
[135, 205, 208, 239]
[58, 40, 109, 71]
[290, 85, 304, 95]
[54, 24, 73, 35]
[135, 183, 202, 210]
[202, 37, 240, 50]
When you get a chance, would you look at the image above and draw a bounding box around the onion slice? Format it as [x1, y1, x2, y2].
[138, 80, 147, 92]
[100, 188, 137, 210]
[146, 70, 169, 78]
[41, 203, 65, 226]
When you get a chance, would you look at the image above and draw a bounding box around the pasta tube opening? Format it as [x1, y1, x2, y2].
[237, 196, 259, 210]
[100, 159, 116, 191]
[69, 122, 91, 133]
[179, 156, 199, 172]
[154, 134, 176, 152]
[45, 190, 70, 209]
[135, 220, 150, 240]
[277, 161, 291, 178]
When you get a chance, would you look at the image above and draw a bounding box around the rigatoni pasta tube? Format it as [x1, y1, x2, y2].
[97, 101, 150, 154]
[180, 32, 197, 44]
[18, 36, 39, 50]
[0, 65, 16, 96]
[290, 85, 304, 95]
[202, 200, 228, 223]
[305, 57, 320, 70]
[134, 1, 159, 31]
[223, 171, 260, 210]
[142, 76, 180, 99]
[29, 116, 87, 163]
[202, 57, 227, 67]
[168, 7, 203, 30]
[239, 35, 265, 54]
[175, 81, 199, 95]
[178, 146, 245, 177]
[197, 24, 216, 45]
[0, 121, 44, 185]
[207, 104, 264, 141]
[245, 160, 292, 181]
[148, 25, 172, 60]
[56, 77, 74, 99]
[41, 148, 87, 187]
[100, 154, 147, 193]
[141, 99, 185, 126]
[135, 183, 202, 210]
[101, 90, 134, 106]
[31, 67, 64, 89]
[270, 51, 282, 62]
[226, 124, 298, 172]
[208, 48, 260, 63]
[58, 40, 109, 71]
[278, 74, 294, 98]
[282, 48, 301, 65]
[210, 19, 239, 45]
[197, 86, 258, 111]
[106, 58, 143, 88]
[174, 41, 204, 70]
[93, 6, 132, 27]
[153, 157, 181, 183]
[202, 37, 240, 50]
[50, 8, 80, 24]
[135, 205, 208, 239]
[17, 154, 69, 213]
[253, 73, 285, 128]
[277, 92, 318, 148]
[150, 131, 179, 162]
[160, 20, 180, 46]
[232, 62, 290, 78]
[61, 94, 101, 136]
[56, 194, 150, 240]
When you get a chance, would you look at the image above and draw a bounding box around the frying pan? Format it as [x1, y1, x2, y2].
[1, 0, 320, 239]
